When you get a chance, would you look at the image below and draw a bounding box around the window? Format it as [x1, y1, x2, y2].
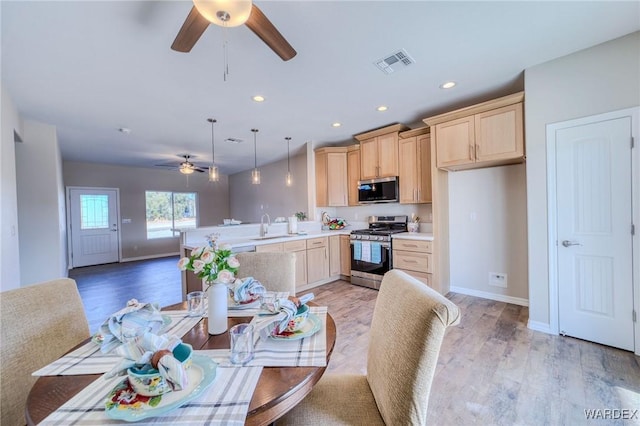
[80, 194, 109, 229]
[145, 191, 197, 239]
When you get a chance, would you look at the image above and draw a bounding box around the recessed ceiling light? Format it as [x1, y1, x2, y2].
[440, 81, 456, 89]
[118, 127, 131, 134]
[377, 105, 388, 112]
[252, 95, 265, 102]
[332, 122, 342, 128]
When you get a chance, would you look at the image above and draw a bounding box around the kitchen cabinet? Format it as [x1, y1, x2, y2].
[340, 235, 351, 276]
[284, 240, 307, 288]
[315, 147, 348, 207]
[347, 145, 360, 206]
[306, 237, 329, 283]
[255, 243, 283, 253]
[430, 93, 524, 171]
[392, 238, 433, 287]
[329, 235, 341, 276]
[355, 123, 408, 179]
[398, 128, 432, 204]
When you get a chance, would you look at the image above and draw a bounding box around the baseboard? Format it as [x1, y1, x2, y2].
[449, 285, 529, 307]
[527, 320, 555, 335]
[121, 252, 180, 262]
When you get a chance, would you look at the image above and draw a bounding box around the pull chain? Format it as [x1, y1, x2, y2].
[222, 25, 229, 82]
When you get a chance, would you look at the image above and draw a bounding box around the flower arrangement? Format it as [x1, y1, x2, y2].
[178, 236, 239, 289]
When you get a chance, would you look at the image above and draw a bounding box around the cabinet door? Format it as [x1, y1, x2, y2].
[329, 235, 341, 276]
[340, 235, 351, 276]
[315, 151, 328, 206]
[307, 246, 329, 283]
[360, 137, 378, 179]
[435, 116, 475, 168]
[347, 149, 360, 206]
[377, 132, 399, 177]
[327, 152, 347, 206]
[399, 136, 418, 203]
[293, 250, 307, 288]
[474, 103, 524, 162]
[417, 134, 432, 203]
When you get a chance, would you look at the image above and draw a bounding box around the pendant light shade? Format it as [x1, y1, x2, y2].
[207, 118, 219, 182]
[251, 128, 260, 185]
[285, 136, 292, 187]
[193, 0, 253, 27]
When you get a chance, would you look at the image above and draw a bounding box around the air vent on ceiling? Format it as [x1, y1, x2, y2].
[225, 138, 243, 144]
[374, 49, 415, 74]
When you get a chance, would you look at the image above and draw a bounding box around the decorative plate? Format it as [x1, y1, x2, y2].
[105, 354, 217, 422]
[92, 315, 172, 345]
[228, 298, 260, 310]
[269, 313, 322, 341]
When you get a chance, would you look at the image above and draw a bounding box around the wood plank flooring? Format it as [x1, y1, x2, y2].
[71, 259, 640, 425]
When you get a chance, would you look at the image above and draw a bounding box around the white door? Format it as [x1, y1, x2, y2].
[556, 117, 634, 350]
[69, 188, 120, 268]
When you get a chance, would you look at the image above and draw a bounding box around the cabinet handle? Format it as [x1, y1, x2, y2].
[404, 244, 418, 248]
[404, 259, 418, 263]
[469, 145, 473, 160]
[476, 144, 480, 158]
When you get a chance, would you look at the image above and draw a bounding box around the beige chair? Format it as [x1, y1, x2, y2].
[235, 251, 296, 295]
[278, 269, 461, 426]
[0, 278, 90, 425]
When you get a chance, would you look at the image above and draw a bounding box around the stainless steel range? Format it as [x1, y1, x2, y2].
[350, 215, 408, 290]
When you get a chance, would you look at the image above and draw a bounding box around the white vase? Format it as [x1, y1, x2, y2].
[206, 281, 228, 335]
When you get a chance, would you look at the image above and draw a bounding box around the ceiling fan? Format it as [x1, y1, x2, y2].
[171, 0, 297, 61]
[155, 155, 207, 175]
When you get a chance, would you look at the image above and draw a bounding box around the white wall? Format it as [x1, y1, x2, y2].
[0, 85, 23, 291]
[229, 152, 308, 224]
[16, 120, 67, 285]
[64, 161, 230, 260]
[448, 164, 528, 302]
[525, 31, 640, 328]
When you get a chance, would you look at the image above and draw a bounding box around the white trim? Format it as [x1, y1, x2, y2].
[527, 320, 555, 335]
[121, 252, 180, 262]
[449, 285, 529, 307]
[66, 186, 122, 269]
[546, 106, 640, 355]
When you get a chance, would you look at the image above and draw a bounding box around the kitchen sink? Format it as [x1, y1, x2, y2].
[251, 234, 294, 241]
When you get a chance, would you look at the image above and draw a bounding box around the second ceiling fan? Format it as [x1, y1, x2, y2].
[171, 0, 297, 61]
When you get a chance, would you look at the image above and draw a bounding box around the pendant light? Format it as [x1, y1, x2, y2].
[207, 118, 219, 182]
[285, 136, 292, 187]
[251, 128, 260, 184]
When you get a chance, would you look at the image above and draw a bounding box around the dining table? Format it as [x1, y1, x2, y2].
[25, 301, 336, 425]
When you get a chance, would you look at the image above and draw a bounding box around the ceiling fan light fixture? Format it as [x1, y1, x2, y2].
[180, 163, 195, 174]
[193, 0, 253, 27]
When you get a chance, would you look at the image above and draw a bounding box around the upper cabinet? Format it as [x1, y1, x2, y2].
[346, 145, 360, 206]
[355, 124, 408, 179]
[425, 92, 524, 172]
[315, 147, 348, 207]
[398, 127, 432, 204]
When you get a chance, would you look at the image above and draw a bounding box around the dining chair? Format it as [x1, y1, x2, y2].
[278, 269, 461, 426]
[235, 252, 296, 295]
[0, 278, 90, 425]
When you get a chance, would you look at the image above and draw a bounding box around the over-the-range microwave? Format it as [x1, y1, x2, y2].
[357, 176, 399, 204]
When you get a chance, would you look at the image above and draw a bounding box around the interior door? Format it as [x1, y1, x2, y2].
[556, 117, 634, 350]
[69, 188, 119, 268]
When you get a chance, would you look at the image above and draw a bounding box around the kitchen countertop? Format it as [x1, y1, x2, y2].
[392, 232, 434, 241]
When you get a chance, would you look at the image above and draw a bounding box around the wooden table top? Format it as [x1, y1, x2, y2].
[25, 302, 336, 426]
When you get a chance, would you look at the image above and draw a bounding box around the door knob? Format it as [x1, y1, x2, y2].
[562, 240, 581, 247]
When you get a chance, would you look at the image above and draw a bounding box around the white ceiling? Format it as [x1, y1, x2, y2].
[2, 1, 639, 175]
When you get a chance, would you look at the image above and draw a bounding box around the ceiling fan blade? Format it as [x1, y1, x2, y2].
[245, 4, 297, 61]
[171, 6, 210, 52]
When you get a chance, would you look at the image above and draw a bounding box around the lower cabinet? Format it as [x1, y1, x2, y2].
[306, 237, 329, 284]
[283, 240, 307, 289]
[392, 239, 433, 287]
[340, 235, 351, 276]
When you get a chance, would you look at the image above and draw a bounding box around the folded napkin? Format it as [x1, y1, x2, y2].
[99, 299, 165, 354]
[252, 298, 298, 339]
[105, 332, 188, 392]
[231, 277, 266, 304]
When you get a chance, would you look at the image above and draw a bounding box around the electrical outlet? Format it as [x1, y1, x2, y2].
[489, 272, 508, 288]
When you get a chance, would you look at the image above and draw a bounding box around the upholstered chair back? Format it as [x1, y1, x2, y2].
[366, 270, 461, 425]
[0, 278, 90, 425]
[235, 252, 296, 295]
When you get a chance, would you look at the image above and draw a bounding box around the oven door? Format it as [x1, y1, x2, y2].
[350, 240, 390, 289]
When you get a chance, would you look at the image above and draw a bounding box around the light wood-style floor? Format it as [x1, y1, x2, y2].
[72, 259, 640, 425]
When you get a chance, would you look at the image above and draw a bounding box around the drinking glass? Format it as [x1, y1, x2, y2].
[187, 291, 205, 317]
[229, 323, 254, 365]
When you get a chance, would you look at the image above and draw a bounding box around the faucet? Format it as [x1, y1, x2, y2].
[260, 213, 271, 237]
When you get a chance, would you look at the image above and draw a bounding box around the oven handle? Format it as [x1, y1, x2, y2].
[350, 241, 390, 249]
